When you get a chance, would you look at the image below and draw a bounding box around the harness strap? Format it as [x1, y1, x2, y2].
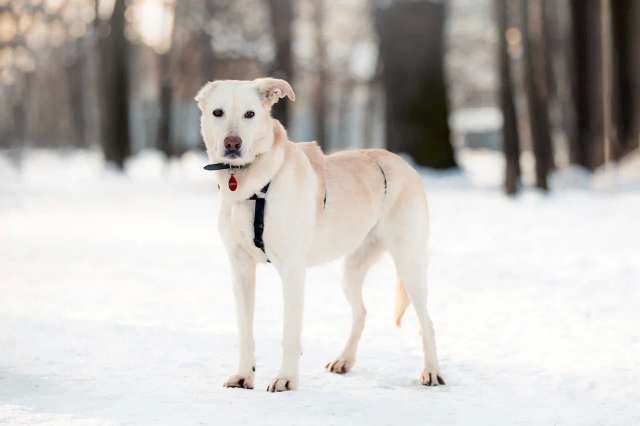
[248, 183, 271, 261]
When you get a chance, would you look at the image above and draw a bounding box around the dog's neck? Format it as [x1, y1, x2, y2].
[214, 119, 287, 202]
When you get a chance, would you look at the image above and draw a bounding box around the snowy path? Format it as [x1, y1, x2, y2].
[1, 151, 639, 425]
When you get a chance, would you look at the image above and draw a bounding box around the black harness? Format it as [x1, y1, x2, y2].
[248, 183, 270, 261]
[204, 162, 271, 261]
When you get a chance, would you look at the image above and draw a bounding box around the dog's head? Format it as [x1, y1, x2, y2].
[195, 78, 295, 165]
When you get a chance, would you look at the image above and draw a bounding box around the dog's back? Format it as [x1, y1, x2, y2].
[299, 145, 427, 266]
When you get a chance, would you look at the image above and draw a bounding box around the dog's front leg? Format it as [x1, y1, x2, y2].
[223, 247, 256, 389]
[267, 264, 305, 392]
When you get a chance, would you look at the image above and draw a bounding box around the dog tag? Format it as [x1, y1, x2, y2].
[228, 175, 238, 191]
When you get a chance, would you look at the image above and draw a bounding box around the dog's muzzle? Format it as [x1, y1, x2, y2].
[224, 135, 242, 158]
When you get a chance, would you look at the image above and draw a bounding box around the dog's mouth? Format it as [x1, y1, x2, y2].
[224, 149, 242, 159]
[219, 151, 254, 167]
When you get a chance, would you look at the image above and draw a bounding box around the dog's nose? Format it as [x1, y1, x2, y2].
[224, 135, 242, 151]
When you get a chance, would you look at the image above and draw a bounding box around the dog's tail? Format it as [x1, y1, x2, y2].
[394, 278, 410, 327]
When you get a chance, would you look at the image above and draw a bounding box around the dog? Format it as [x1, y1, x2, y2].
[195, 77, 445, 392]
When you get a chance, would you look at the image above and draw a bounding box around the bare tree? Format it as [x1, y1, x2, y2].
[0, 3, 37, 151]
[362, 55, 382, 149]
[522, 0, 554, 190]
[550, 0, 580, 169]
[611, 0, 640, 157]
[66, 39, 89, 147]
[95, 0, 131, 170]
[10, 77, 32, 150]
[375, 1, 456, 169]
[313, 0, 328, 149]
[267, 0, 294, 126]
[496, 0, 521, 195]
[157, 2, 180, 159]
[569, 0, 605, 169]
[198, 0, 217, 84]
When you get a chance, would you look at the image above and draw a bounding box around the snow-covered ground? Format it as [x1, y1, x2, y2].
[1, 149, 639, 426]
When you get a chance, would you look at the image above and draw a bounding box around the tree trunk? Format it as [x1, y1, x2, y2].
[362, 54, 382, 149]
[313, 0, 328, 149]
[523, 0, 554, 191]
[569, 0, 604, 169]
[631, 1, 640, 152]
[336, 79, 355, 150]
[157, 3, 179, 159]
[267, 0, 294, 127]
[496, 0, 521, 195]
[199, 0, 216, 84]
[66, 39, 88, 147]
[601, 0, 616, 166]
[376, 1, 456, 169]
[157, 54, 174, 158]
[554, 0, 580, 167]
[96, 0, 131, 170]
[5, 75, 31, 167]
[11, 75, 31, 149]
[611, 0, 640, 157]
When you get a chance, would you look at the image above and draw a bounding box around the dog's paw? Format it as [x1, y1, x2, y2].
[325, 358, 354, 374]
[420, 369, 446, 387]
[266, 376, 297, 392]
[224, 373, 254, 389]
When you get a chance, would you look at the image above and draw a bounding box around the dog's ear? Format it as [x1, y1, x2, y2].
[254, 78, 296, 107]
[194, 81, 220, 110]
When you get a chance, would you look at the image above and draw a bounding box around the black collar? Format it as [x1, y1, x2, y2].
[203, 162, 248, 171]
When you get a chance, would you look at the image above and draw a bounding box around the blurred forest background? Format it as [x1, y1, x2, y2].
[0, 0, 638, 195]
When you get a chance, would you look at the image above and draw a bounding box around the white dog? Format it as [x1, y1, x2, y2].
[195, 78, 445, 392]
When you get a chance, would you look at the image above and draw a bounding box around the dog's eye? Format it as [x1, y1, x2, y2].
[244, 110, 255, 119]
[212, 109, 224, 117]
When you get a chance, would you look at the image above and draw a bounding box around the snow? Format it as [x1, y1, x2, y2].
[2, 148, 639, 425]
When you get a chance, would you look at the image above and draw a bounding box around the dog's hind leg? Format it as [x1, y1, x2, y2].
[384, 197, 445, 386]
[326, 237, 383, 374]
[391, 252, 445, 386]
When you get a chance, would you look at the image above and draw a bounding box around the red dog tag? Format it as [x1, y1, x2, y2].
[228, 175, 238, 191]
